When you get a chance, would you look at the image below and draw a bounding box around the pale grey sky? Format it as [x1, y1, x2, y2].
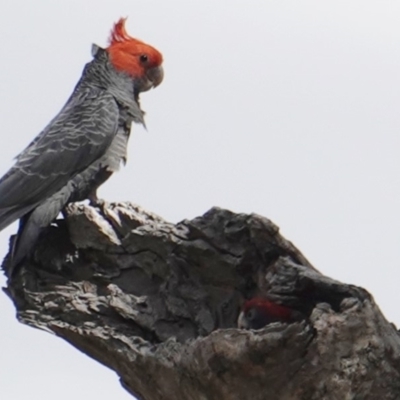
[1, 1, 400, 399]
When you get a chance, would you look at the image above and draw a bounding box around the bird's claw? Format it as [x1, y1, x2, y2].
[89, 196, 109, 214]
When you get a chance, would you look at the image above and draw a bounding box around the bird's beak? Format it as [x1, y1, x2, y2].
[135, 65, 164, 93]
[146, 65, 164, 89]
[237, 311, 248, 329]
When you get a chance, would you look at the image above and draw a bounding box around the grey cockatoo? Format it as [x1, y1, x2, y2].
[0, 18, 163, 274]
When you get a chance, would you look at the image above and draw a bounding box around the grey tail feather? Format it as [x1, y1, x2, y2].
[7, 214, 42, 277]
[0, 204, 36, 233]
[6, 189, 72, 277]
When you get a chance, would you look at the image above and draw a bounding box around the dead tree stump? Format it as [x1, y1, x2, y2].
[3, 202, 400, 400]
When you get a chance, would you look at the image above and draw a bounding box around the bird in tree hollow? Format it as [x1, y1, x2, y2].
[238, 297, 301, 329]
[0, 18, 163, 274]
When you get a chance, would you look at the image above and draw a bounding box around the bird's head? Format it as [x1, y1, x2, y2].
[237, 297, 294, 329]
[106, 18, 164, 93]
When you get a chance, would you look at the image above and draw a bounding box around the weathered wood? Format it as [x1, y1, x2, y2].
[3, 202, 400, 400]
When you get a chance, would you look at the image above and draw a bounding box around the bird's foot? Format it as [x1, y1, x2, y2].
[88, 193, 109, 213]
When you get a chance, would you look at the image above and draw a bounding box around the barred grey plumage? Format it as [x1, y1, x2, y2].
[1, 41, 163, 273]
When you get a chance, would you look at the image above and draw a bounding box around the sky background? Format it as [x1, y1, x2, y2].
[1, 1, 400, 399]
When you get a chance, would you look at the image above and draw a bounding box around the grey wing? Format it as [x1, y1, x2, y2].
[0, 87, 119, 230]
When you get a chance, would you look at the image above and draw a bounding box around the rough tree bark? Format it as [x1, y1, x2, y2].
[3, 202, 400, 400]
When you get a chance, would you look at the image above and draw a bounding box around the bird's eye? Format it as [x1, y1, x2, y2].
[247, 308, 257, 321]
[140, 54, 149, 63]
